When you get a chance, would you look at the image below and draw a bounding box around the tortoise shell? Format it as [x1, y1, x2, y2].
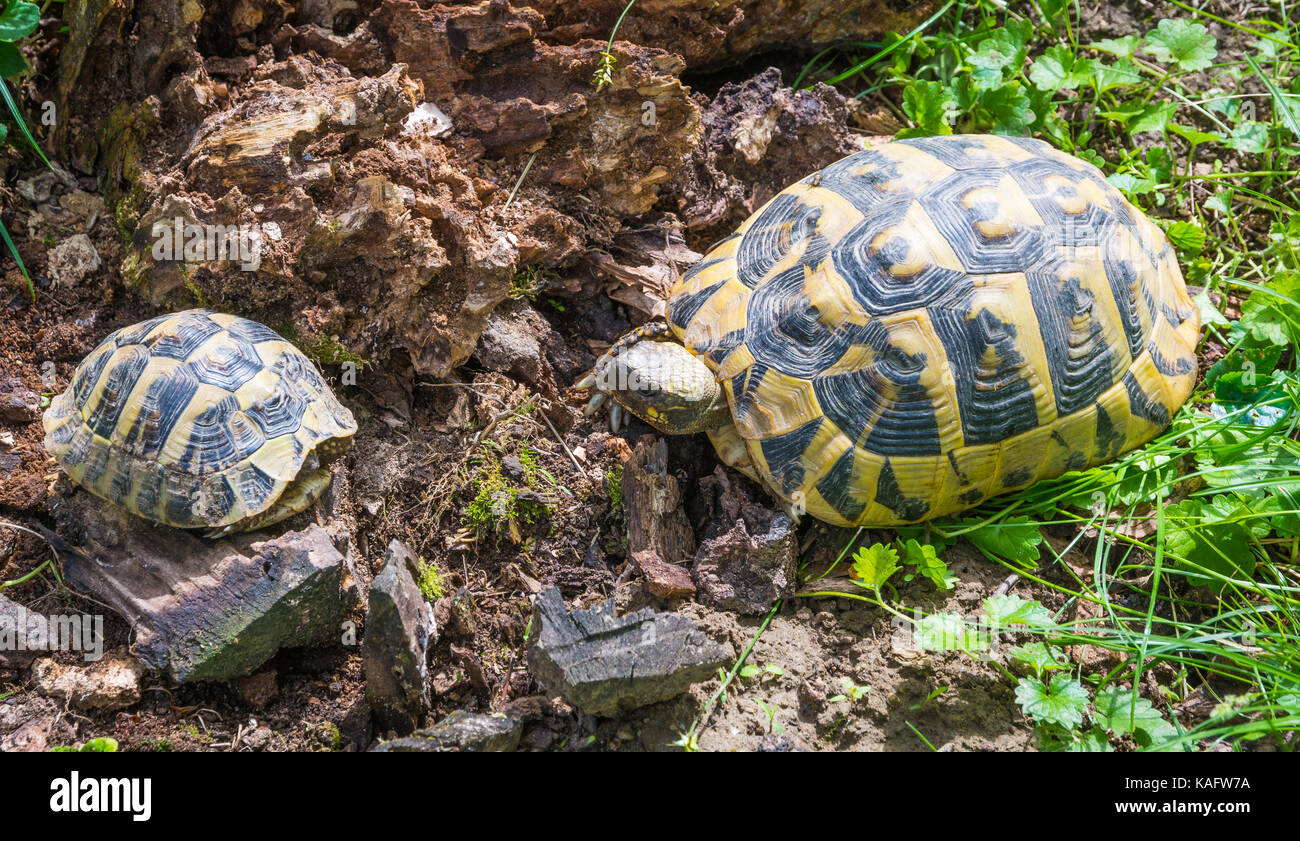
[666, 134, 1200, 527]
[43, 309, 357, 531]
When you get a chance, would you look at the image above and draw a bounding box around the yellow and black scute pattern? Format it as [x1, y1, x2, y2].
[666, 134, 1200, 527]
[43, 309, 357, 530]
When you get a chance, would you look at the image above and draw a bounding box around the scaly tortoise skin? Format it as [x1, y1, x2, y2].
[589, 134, 1201, 527]
[43, 309, 357, 536]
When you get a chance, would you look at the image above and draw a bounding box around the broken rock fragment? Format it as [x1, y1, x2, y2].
[527, 587, 729, 717]
[363, 539, 438, 735]
[630, 550, 696, 600]
[32, 650, 144, 712]
[692, 515, 798, 615]
[0, 378, 40, 424]
[370, 709, 522, 753]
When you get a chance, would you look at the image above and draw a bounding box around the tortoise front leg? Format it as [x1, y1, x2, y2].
[576, 322, 678, 432]
[576, 321, 728, 435]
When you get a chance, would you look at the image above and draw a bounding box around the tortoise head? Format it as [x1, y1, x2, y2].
[581, 326, 731, 435]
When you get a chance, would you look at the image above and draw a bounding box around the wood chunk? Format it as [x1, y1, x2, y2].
[32, 649, 144, 712]
[526, 587, 729, 716]
[630, 549, 696, 600]
[55, 492, 346, 684]
[624, 435, 695, 565]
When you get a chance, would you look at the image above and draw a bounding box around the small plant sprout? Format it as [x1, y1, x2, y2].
[829, 678, 869, 704]
[593, 0, 637, 92]
[751, 698, 784, 734]
[738, 662, 784, 680]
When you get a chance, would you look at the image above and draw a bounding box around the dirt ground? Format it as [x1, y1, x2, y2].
[0, 0, 1252, 751]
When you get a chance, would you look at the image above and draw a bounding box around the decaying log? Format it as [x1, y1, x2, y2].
[52, 491, 349, 683]
[623, 435, 695, 566]
[532, 0, 934, 70]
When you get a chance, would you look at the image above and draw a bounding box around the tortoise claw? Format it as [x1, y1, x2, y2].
[584, 391, 608, 416]
[203, 523, 238, 540]
[609, 403, 624, 433]
[574, 372, 597, 390]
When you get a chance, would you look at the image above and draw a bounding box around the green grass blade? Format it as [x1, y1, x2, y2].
[0, 215, 34, 301]
[0, 77, 51, 168]
[1244, 53, 1300, 142]
[821, 0, 958, 87]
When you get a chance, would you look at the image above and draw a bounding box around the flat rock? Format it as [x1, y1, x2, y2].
[370, 710, 522, 753]
[363, 539, 437, 735]
[692, 515, 797, 615]
[32, 650, 144, 711]
[527, 587, 729, 716]
[46, 233, 102, 287]
[0, 377, 39, 424]
[54, 491, 346, 683]
[630, 549, 695, 600]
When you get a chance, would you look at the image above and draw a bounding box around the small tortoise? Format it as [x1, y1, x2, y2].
[582, 134, 1200, 527]
[43, 309, 357, 536]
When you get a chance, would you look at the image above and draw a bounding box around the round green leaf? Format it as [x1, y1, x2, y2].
[0, 2, 39, 44]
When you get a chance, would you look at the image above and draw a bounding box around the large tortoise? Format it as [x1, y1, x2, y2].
[582, 134, 1200, 527]
[43, 309, 357, 536]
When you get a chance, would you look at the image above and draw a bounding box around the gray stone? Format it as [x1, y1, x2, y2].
[527, 587, 730, 716]
[363, 539, 437, 735]
[55, 491, 346, 683]
[370, 709, 522, 752]
[46, 233, 101, 287]
[692, 515, 797, 614]
[473, 299, 559, 393]
[501, 454, 526, 481]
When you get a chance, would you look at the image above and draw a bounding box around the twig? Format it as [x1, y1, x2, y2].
[992, 573, 1021, 598]
[538, 397, 583, 472]
[503, 153, 537, 212]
